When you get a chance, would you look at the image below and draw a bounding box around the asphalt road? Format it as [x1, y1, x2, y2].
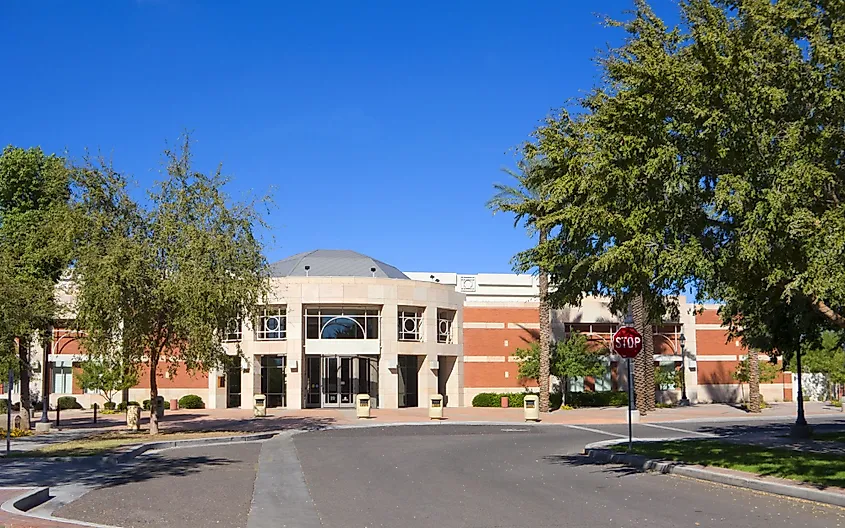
[293, 422, 845, 528]
[55, 442, 261, 528]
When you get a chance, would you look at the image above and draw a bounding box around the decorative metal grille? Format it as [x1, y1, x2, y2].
[437, 309, 455, 344]
[256, 307, 286, 340]
[398, 308, 424, 341]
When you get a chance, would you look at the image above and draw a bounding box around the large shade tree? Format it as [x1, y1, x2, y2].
[518, 3, 710, 415]
[0, 146, 71, 429]
[73, 136, 269, 434]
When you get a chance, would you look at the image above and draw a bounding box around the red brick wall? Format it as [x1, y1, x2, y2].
[134, 363, 209, 389]
[464, 307, 539, 388]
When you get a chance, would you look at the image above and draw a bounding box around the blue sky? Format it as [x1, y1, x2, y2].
[1, 0, 677, 274]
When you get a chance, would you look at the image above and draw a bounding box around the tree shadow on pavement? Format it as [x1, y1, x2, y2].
[0, 451, 237, 488]
[155, 414, 337, 433]
[541, 454, 643, 477]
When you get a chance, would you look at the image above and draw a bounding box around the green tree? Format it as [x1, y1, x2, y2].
[72, 136, 270, 434]
[514, 331, 605, 404]
[517, 2, 709, 415]
[733, 354, 780, 407]
[0, 146, 72, 429]
[488, 160, 553, 413]
[75, 359, 139, 405]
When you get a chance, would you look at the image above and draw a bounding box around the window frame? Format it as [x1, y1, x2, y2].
[398, 307, 424, 342]
[256, 306, 287, 341]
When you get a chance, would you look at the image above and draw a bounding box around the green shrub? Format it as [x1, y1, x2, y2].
[57, 396, 82, 410]
[471, 393, 500, 407]
[117, 401, 140, 412]
[550, 393, 563, 410]
[0, 400, 22, 413]
[103, 401, 116, 411]
[143, 399, 172, 411]
[565, 391, 628, 408]
[178, 394, 204, 409]
[832, 399, 842, 408]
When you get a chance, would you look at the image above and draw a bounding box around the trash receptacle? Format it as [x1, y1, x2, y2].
[523, 394, 540, 422]
[429, 394, 445, 420]
[356, 394, 371, 419]
[155, 396, 165, 419]
[126, 404, 141, 432]
[253, 394, 266, 418]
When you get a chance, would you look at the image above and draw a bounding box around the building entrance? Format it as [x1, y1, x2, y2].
[305, 355, 378, 408]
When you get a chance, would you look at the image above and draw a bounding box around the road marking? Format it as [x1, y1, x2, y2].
[562, 424, 627, 438]
[640, 423, 717, 437]
[500, 428, 530, 432]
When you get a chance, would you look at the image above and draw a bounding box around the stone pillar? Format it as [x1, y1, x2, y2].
[286, 302, 304, 409]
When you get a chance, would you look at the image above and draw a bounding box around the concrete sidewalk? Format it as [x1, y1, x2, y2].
[7, 401, 842, 440]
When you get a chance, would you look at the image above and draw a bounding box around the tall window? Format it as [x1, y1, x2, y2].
[594, 361, 612, 392]
[260, 355, 286, 407]
[306, 308, 380, 340]
[225, 319, 242, 342]
[256, 306, 286, 340]
[398, 308, 424, 341]
[437, 309, 455, 344]
[53, 366, 73, 394]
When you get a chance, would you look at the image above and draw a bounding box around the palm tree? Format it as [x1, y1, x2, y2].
[487, 160, 552, 412]
[748, 349, 761, 412]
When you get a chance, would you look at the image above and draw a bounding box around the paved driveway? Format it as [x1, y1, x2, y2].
[293, 423, 845, 528]
[55, 442, 261, 528]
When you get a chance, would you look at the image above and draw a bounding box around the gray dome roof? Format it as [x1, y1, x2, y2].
[269, 250, 409, 279]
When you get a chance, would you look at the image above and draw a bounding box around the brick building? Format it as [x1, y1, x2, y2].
[11, 251, 792, 409]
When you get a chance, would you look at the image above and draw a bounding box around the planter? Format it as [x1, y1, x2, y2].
[126, 404, 141, 432]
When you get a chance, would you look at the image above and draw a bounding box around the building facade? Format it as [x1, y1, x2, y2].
[11, 249, 793, 410]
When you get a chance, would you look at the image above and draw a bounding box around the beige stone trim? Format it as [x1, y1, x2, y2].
[463, 356, 507, 363]
[507, 322, 540, 330]
[695, 324, 729, 330]
[462, 322, 506, 329]
[696, 355, 738, 361]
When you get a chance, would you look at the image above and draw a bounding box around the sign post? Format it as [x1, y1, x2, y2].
[613, 327, 643, 452]
[6, 368, 13, 457]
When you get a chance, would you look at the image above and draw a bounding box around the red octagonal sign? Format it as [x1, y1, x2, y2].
[613, 327, 643, 358]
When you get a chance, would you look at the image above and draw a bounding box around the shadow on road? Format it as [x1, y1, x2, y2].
[542, 454, 643, 477]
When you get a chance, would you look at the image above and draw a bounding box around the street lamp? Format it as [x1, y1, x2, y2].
[679, 333, 690, 406]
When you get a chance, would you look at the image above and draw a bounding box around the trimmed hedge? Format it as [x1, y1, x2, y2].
[471, 392, 531, 408]
[565, 391, 628, 408]
[57, 396, 83, 410]
[178, 394, 205, 409]
[143, 399, 171, 411]
[117, 401, 140, 412]
[472, 391, 628, 409]
[0, 400, 21, 413]
[103, 401, 116, 411]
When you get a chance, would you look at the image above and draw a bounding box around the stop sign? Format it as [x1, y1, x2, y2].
[613, 327, 643, 358]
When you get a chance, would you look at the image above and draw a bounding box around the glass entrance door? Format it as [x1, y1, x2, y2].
[321, 356, 355, 407]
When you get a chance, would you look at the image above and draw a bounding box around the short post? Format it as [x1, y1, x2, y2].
[56, 404, 60, 428]
[6, 368, 13, 456]
[627, 357, 634, 453]
[93, 403, 98, 424]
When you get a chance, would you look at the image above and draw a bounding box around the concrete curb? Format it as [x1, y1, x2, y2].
[1, 487, 123, 527]
[7, 430, 283, 465]
[585, 446, 845, 508]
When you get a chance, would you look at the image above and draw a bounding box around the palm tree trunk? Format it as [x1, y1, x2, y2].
[149, 356, 159, 435]
[538, 227, 551, 413]
[749, 351, 761, 412]
[18, 338, 31, 431]
[642, 319, 656, 413]
[631, 294, 650, 416]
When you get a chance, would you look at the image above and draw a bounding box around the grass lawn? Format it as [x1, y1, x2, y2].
[812, 430, 845, 443]
[10, 430, 245, 458]
[613, 439, 845, 488]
